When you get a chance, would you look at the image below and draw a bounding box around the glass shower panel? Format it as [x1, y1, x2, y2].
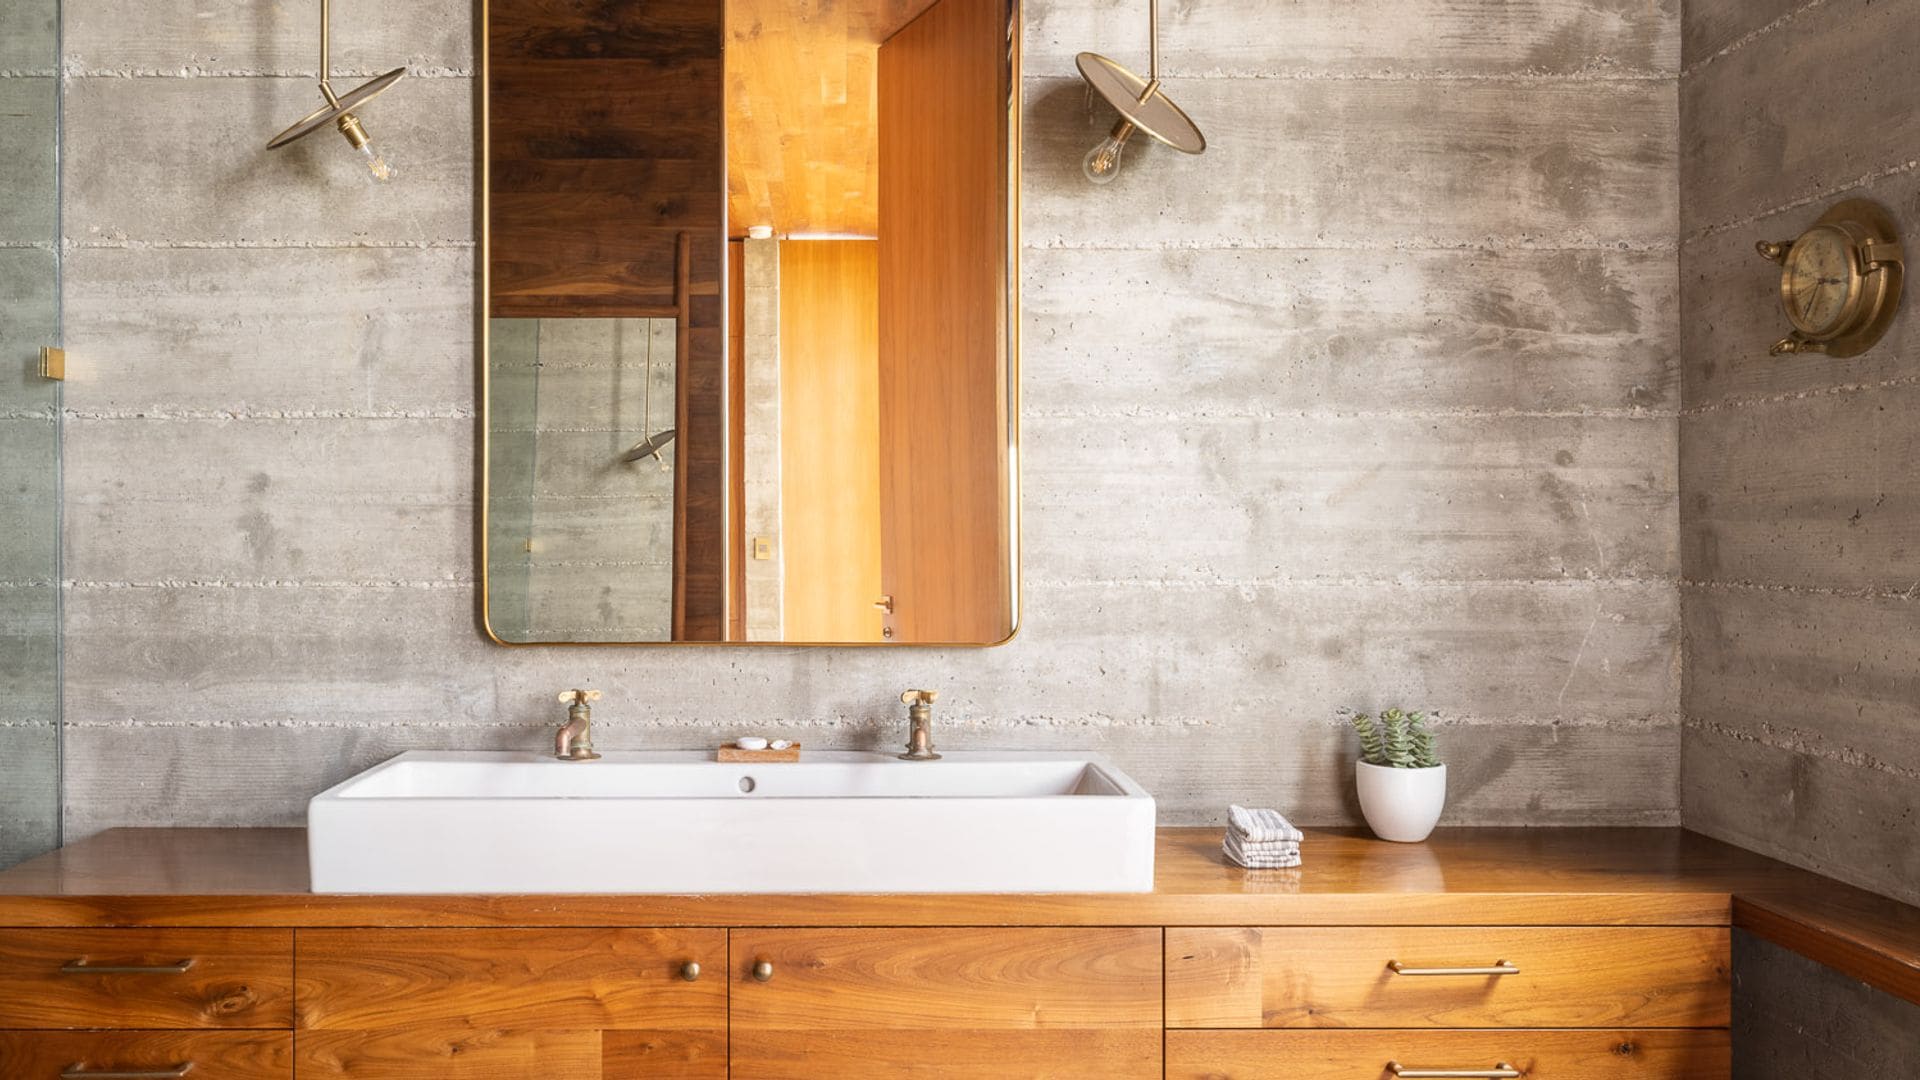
[487, 318, 679, 643]
[0, 0, 62, 868]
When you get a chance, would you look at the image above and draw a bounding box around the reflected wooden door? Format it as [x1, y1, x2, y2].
[875, 0, 1014, 643]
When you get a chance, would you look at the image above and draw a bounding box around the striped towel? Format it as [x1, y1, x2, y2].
[1223, 805, 1303, 869]
[1229, 804, 1304, 844]
[1223, 831, 1300, 869]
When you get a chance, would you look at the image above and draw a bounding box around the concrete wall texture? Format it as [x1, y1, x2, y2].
[1677, 0, 1920, 909]
[1732, 930, 1920, 1080]
[53, 0, 1687, 835]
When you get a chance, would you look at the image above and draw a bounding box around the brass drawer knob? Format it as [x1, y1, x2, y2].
[751, 960, 774, 982]
[1387, 959, 1519, 977]
[1389, 1063, 1522, 1079]
[680, 961, 701, 982]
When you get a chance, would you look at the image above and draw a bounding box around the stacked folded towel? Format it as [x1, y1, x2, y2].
[1223, 804, 1303, 869]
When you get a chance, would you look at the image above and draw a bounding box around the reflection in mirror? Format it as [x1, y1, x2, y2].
[487, 318, 679, 642]
[483, 0, 1017, 645]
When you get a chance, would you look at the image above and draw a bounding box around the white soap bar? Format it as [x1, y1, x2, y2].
[734, 737, 769, 751]
[769, 740, 791, 751]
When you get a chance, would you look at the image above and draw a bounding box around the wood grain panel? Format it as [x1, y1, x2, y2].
[726, 0, 940, 235]
[294, 929, 725, 1079]
[487, 0, 722, 315]
[0, 929, 291, 1029]
[1168, 1029, 1732, 1080]
[875, 0, 1013, 644]
[778, 240, 885, 641]
[1166, 927, 1729, 1029]
[295, 928, 725, 1029]
[1734, 890, 1920, 1008]
[0, 1031, 291, 1079]
[729, 927, 1160, 1078]
[295, 1028, 726, 1080]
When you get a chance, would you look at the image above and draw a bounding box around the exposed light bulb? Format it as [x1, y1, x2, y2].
[1082, 120, 1135, 185]
[337, 112, 395, 183]
[355, 140, 396, 183]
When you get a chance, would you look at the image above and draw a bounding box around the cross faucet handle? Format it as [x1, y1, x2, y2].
[901, 689, 938, 706]
[558, 689, 602, 705]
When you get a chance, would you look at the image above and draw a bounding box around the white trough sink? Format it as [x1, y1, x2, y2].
[307, 750, 1155, 894]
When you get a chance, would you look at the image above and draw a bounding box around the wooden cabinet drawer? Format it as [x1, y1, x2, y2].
[1168, 927, 1729, 1029]
[729, 927, 1163, 1079]
[1169, 1030, 1732, 1079]
[294, 928, 726, 1079]
[0, 1031, 292, 1079]
[0, 930, 292, 1029]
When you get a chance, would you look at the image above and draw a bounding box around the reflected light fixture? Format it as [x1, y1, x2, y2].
[266, 0, 407, 181]
[1075, 0, 1205, 185]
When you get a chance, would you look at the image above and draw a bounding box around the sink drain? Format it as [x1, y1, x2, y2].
[738, 775, 756, 794]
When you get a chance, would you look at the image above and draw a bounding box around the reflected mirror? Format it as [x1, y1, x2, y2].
[483, 0, 1019, 645]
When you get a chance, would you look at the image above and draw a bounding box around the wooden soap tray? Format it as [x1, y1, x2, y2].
[717, 742, 802, 763]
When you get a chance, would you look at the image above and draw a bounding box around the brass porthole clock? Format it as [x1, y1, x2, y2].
[1756, 198, 1904, 357]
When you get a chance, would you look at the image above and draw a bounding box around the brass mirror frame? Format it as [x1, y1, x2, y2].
[477, 0, 1024, 647]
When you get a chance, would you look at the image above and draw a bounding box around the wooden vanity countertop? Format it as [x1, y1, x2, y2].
[0, 826, 1912, 1004]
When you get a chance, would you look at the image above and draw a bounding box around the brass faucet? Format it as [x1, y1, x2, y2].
[898, 689, 942, 761]
[554, 689, 603, 762]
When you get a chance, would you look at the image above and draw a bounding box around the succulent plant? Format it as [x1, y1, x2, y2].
[1350, 708, 1440, 769]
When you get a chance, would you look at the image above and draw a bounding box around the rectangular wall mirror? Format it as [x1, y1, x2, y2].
[482, 0, 1020, 646]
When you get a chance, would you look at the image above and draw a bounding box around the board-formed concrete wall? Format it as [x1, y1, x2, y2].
[1732, 930, 1920, 1080]
[1678, 0, 1920, 907]
[54, 0, 1681, 835]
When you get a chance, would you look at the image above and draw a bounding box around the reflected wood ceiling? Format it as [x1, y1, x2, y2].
[726, 0, 940, 237]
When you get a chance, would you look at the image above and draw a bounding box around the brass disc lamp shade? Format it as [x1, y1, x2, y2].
[1076, 0, 1205, 184]
[266, 0, 406, 181]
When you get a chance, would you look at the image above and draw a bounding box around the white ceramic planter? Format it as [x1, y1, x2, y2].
[1356, 761, 1447, 843]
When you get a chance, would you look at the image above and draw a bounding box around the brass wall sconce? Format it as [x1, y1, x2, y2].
[1076, 0, 1206, 185]
[266, 0, 407, 181]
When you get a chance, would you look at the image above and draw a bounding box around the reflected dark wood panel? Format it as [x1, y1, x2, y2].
[491, 0, 725, 61]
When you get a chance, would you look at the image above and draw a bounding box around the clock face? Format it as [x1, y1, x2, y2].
[1783, 226, 1857, 336]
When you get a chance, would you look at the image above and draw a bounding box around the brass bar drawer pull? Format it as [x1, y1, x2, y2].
[1387, 959, 1519, 976]
[60, 1066, 195, 1079]
[1389, 1063, 1522, 1079]
[59, 959, 198, 975]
